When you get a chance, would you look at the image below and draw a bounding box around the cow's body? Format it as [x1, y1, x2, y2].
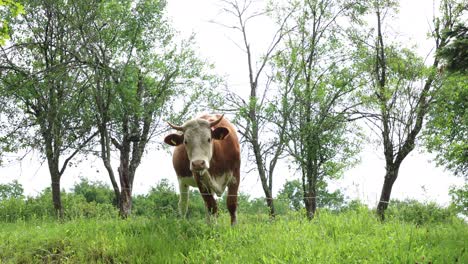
[164, 114, 240, 225]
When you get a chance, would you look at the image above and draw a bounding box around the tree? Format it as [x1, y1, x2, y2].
[277, 179, 345, 211]
[74, 0, 217, 217]
[424, 20, 467, 176]
[356, 0, 464, 220]
[0, 180, 23, 200]
[0, 0, 97, 218]
[437, 24, 468, 73]
[217, 0, 293, 218]
[72, 178, 115, 205]
[424, 73, 467, 176]
[272, 0, 362, 219]
[0, 0, 23, 45]
[449, 184, 468, 217]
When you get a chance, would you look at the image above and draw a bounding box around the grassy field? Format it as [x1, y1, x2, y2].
[0, 209, 466, 263]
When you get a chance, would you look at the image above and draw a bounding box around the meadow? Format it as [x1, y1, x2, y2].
[1, 208, 467, 263]
[0, 179, 466, 263]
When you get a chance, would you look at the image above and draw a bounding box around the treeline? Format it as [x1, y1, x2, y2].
[0, 0, 466, 221]
[0, 179, 466, 225]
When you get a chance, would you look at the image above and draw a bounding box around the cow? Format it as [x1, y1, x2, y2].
[164, 114, 240, 225]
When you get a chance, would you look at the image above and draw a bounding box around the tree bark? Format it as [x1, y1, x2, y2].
[51, 173, 63, 219]
[117, 136, 132, 218]
[302, 167, 317, 220]
[253, 141, 276, 218]
[377, 165, 399, 221]
[304, 189, 317, 220]
[266, 194, 275, 217]
[119, 185, 132, 217]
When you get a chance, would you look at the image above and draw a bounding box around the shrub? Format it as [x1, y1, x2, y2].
[133, 179, 206, 218]
[338, 199, 369, 213]
[0, 180, 24, 200]
[62, 192, 117, 219]
[449, 184, 468, 217]
[133, 179, 179, 217]
[387, 199, 456, 225]
[72, 178, 116, 205]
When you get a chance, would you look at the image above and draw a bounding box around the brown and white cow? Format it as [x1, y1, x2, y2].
[164, 114, 240, 225]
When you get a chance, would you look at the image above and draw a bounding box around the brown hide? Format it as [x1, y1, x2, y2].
[170, 114, 240, 225]
[172, 114, 240, 180]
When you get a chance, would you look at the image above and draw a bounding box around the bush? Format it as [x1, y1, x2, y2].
[339, 199, 369, 213]
[449, 184, 468, 217]
[0, 180, 24, 200]
[72, 178, 116, 205]
[387, 199, 456, 225]
[133, 179, 206, 218]
[0, 187, 118, 222]
[62, 192, 118, 219]
[133, 179, 179, 217]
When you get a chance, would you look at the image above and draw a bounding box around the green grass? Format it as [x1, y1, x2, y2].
[0, 210, 466, 263]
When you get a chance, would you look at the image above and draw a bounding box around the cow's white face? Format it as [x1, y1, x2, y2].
[164, 117, 229, 173]
[181, 120, 213, 172]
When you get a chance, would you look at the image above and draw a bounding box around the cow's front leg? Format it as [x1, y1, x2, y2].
[194, 172, 218, 224]
[178, 180, 189, 218]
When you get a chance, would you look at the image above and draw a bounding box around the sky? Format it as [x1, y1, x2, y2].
[0, 0, 465, 207]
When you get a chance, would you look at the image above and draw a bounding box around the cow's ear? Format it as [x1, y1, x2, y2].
[164, 134, 184, 146]
[212, 127, 229, 140]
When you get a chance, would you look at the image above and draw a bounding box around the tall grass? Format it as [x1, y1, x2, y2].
[0, 180, 466, 262]
[0, 209, 466, 263]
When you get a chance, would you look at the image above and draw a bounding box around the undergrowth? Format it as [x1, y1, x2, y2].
[0, 209, 466, 263]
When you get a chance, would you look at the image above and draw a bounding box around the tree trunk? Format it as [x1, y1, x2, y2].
[304, 195, 317, 220]
[51, 176, 63, 219]
[118, 158, 132, 218]
[258, 166, 275, 218]
[46, 150, 63, 219]
[304, 171, 317, 220]
[119, 186, 132, 217]
[266, 194, 275, 217]
[252, 125, 276, 218]
[106, 162, 121, 207]
[376, 165, 399, 220]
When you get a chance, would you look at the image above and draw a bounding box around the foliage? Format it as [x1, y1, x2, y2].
[386, 199, 456, 226]
[0, 188, 117, 222]
[437, 23, 467, 73]
[421, 0, 467, 178]
[133, 179, 181, 217]
[0, 0, 101, 217]
[217, 0, 290, 217]
[423, 72, 467, 176]
[0, 179, 23, 200]
[277, 179, 345, 211]
[73, 0, 219, 217]
[0, 210, 466, 263]
[0, 0, 23, 45]
[351, 0, 465, 220]
[219, 192, 283, 215]
[132, 179, 208, 218]
[72, 178, 116, 205]
[449, 184, 468, 217]
[271, 0, 362, 219]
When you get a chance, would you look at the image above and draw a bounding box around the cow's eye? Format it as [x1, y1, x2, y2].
[208, 138, 211, 143]
[184, 140, 188, 144]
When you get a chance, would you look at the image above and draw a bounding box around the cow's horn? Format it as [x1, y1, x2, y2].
[167, 121, 184, 131]
[209, 114, 224, 127]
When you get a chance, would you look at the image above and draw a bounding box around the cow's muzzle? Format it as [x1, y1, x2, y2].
[191, 160, 207, 172]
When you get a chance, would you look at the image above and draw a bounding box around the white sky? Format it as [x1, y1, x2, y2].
[0, 0, 464, 207]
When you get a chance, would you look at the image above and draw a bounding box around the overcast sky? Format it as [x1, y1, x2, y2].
[0, 0, 464, 207]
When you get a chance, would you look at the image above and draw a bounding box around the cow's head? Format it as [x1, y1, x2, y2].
[164, 115, 229, 173]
